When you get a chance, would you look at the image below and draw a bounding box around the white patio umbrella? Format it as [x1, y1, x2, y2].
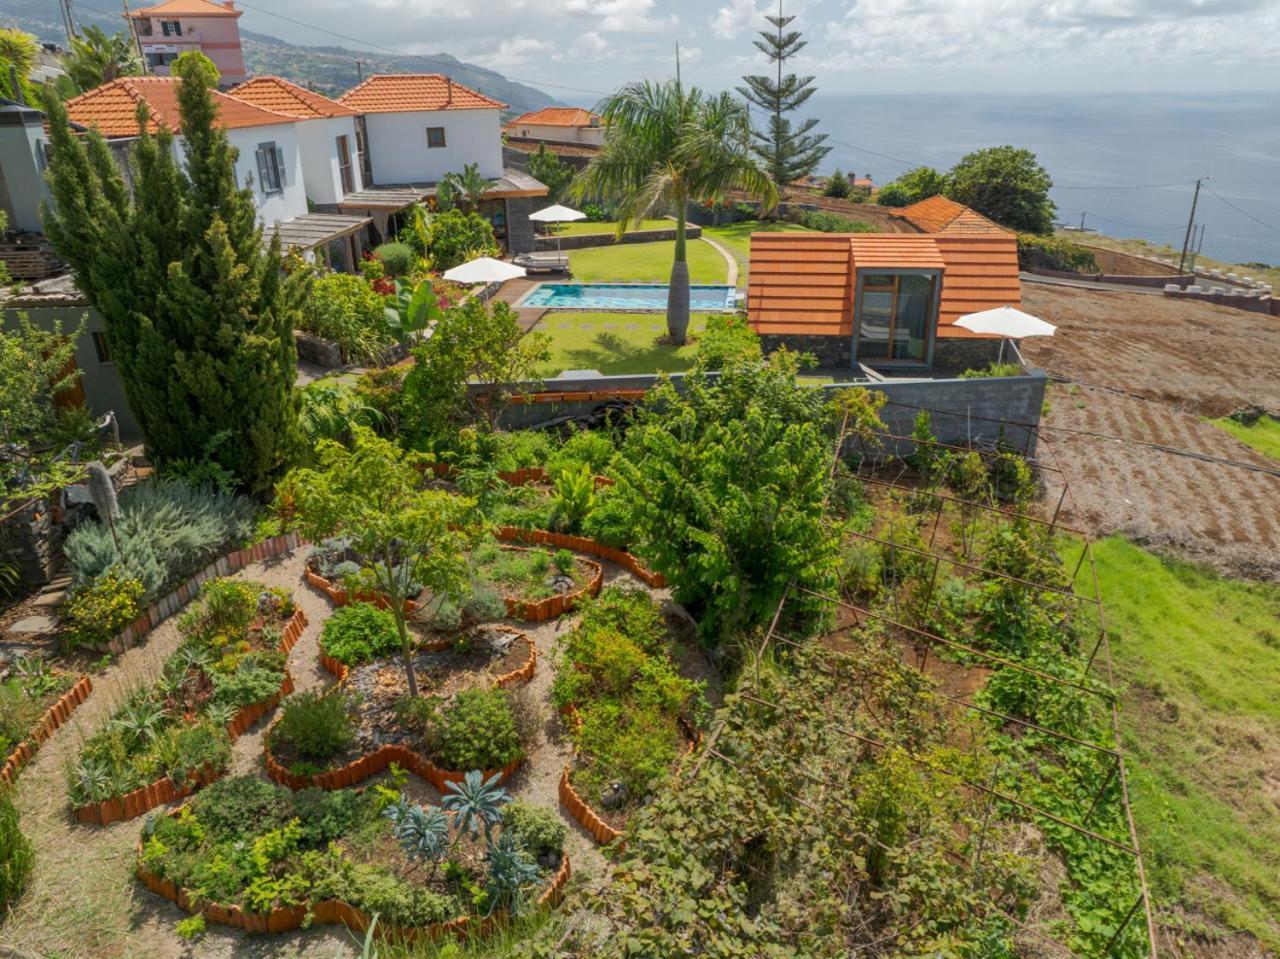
[528, 203, 586, 258]
[954, 305, 1056, 362]
[441, 256, 527, 285]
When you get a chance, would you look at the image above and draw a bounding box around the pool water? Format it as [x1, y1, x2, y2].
[516, 283, 737, 311]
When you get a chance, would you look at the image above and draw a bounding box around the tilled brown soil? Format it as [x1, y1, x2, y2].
[1019, 284, 1280, 580]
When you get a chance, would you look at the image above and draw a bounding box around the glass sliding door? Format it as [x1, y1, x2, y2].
[854, 271, 939, 364]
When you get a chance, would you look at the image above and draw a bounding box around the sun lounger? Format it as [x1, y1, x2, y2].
[514, 251, 570, 274]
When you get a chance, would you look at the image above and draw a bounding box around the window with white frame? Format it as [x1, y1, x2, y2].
[160, 19, 182, 35]
[255, 142, 286, 195]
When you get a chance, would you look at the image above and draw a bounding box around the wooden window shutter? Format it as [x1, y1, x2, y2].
[275, 146, 287, 186]
[256, 147, 270, 191]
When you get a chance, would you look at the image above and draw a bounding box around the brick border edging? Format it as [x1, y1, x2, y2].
[492, 527, 664, 589]
[71, 607, 308, 826]
[316, 627, 536, 689]
[266, 626, 535, 793]
[100, 533, 304, 655]
[136, 812, 571, 941]
[0, 675, 93, 789]
[557, 704, 699, 847]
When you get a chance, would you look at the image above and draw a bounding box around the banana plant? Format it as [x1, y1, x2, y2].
[383, 278, 446, 344]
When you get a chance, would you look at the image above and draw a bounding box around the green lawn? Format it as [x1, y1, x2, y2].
[555, 219, 673, 237]
[1074, 537, 1280, 949]
[534, 312, 706, 377]
[567, 239, 727, 285]
[703, 221, 811, 288]
[1209, 414, 1280, 461]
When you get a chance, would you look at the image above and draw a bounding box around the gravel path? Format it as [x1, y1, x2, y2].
[0, 548, 678, 957]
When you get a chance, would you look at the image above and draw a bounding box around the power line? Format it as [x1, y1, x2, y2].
[1052, 178, 1200, 191]
[1205, 185, 1280, 234]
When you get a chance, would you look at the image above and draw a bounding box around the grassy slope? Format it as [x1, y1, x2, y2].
[1059, 231, 1280, 289]
[534, 312, 706, 376]
[556, 219, 673, 236]
[567, 239, 727, 285]
[1078, 537, 1280, 949]
[1209, 415, 1280, 462]
[702, 221, 811, 289]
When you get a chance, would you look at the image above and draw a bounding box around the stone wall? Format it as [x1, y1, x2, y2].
[488, 368, 1047, 456]
[759, 333, 852, 368]
[505, 195, 538, 254]
[758, 333, 1005, 375]
[1164, 287, 1279, 317]
[533, 224, 702, 252]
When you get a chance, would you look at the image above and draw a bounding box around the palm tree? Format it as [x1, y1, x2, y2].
[61, 27, 142, 94]
[0, 28, 39, 102]
[438, 162, 493, 212]
[575, 80, 777, 344]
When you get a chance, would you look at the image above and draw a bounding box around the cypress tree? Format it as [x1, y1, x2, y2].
[42, 55, 305, 494]
[737, 0, 830, 186]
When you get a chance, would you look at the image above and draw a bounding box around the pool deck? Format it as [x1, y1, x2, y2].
[493, 278, 548, 330]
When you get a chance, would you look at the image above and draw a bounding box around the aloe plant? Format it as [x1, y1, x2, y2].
[384, 798, 450, 877]
[550, 464, 595, 534]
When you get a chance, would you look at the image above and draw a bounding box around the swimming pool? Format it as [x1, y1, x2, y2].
[516, 283, 737, 312]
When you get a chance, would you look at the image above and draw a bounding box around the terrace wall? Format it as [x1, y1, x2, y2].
[532, 223, 702, 252]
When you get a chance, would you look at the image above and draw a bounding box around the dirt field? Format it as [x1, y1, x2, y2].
[1019, 282, 1280, 580]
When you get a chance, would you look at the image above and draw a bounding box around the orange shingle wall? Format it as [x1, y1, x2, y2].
[935, 234, 1021, 337]
[746, 233, 854, 335]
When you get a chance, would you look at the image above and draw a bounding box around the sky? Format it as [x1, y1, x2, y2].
[224, 0, 1280, 104]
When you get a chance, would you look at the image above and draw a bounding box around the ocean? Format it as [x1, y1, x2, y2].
[800, 92, 1280, 266]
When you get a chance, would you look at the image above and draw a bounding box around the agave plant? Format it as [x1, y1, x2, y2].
[204, 701, 238, 731]
[384, 798, 450, 876]
[484, 830, 540, 914]
[442, 770, 510, 840]
[71, 758, 115, 805]
[110, 696, 168, 747]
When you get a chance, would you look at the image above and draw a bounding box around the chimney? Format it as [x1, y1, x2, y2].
[224, 1, 235, 9]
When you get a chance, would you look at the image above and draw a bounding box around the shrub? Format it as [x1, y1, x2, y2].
[433, 688, 522, 771]
[501, 800, 565, 859]
[374, 242, 416, 278]
[874, 182, 910, 207]
[63, 479, 256, 603]
[582, 202, 613, 222]
[153, 719, 232, 786]
[549, 465, 594, 534]
[320, 602, 401, 666]
[784, 208, 878, 233]
[580, 484, 636, 549]
[425, 209, 498, 270]
[178, 577, 260, 645]
[0, 792, 33, 911]
[1016, 233, 1098, 273]
[462, 581, 507, 623]
[578, 584, 665, 650]
[575, 698, 684, 803]
[548, 429, 615, 475]
[492, 430, 552, 472]
[273, 691, 355, 761]
[695, 311, 761, 369]
[61, 567, 144, 649]
[959, 362, 1023, 380]
[299, 272, 391, 364]
[822, 168, 850, 198]
[192, 775, 293, 841]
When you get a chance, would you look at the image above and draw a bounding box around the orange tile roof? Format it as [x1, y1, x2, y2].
[746, 229, 1021, 339]
[66, 77, 296, 137]
[892, 195, 1010, 235]
[230, 76, 358, 119]
[127, 0, 241, 18]
[507, 107, 599, 127]
[337, 75, 506, 114]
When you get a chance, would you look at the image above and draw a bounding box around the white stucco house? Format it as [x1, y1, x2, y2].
[63, 76, 370, 263]
[334, 74, 548, 253]
[505, 107, 604, 146]
[229, 76, 364, 207]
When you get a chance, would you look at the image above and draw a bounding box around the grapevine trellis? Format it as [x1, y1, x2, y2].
[690, 397, 1158, 959]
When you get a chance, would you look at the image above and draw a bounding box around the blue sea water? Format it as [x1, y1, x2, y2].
[801, 92, 1280, 266]
[518, 283, 737, 311]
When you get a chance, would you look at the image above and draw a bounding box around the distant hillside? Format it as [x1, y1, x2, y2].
[240, 31, 562, 115]
[1, 1, 561, 115]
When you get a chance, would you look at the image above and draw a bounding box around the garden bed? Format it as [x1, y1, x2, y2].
[551, 586, 705, 843]
[471, 543, 602, 622]
[69, 580, 306, 825]
[135, 777, 571, 941]
[0, 662, 92, 789]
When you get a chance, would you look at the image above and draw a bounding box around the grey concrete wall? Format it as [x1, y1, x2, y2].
[758, 334, 1004, 375]
[488, 368, 1046, 455]
[1026, 267, 1194, 289]
[2, 302, 143, 441]
[1164, 288, 1278, 317]
[534, 224, 703, 252]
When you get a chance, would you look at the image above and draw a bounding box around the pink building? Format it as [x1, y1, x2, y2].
[127, 0, 247, 86]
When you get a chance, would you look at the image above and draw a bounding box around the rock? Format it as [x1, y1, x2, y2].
[7, 614, 57, 635]
[537, 850, 562, 870]
[545, 574, 576, 594]
[600, 781, 628, 809]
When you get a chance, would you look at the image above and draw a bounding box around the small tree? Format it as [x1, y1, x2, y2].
[823, 168, 850, 198]
[0, 29, 39, 104]
[945, 146, 1055, 234]
[400, 298, 550, 442]
[0, 313, 83, 448]
[526, 144, 575, 204]
[61, 26, 142, 93]
[425, 208, 498, 270]
[42, 56, 306, 494]
[438, 163, 493, 212]
[612, 353, 840, 642]
[281, 427, 476, 696]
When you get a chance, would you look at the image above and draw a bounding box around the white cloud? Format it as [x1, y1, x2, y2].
[475, 36, 555, 70]
[578, 30, 613, 58]
[711, 0, 766, 39]
[563, 0, 679, 32]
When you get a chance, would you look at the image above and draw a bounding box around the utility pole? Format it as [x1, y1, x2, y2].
[355, 59, 364, 82]
[59, 0, 78, 43]
[674, 42, 681, 93]
[1178, 177, 1210, 274]
[1189, 224, 1206, 272]
[1079, 212, 1086, 232]
[123, 0, 148, 74]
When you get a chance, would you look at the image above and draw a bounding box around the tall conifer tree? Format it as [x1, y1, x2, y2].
[41, 55, 305, 494]
[737, 0, 830, 186]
